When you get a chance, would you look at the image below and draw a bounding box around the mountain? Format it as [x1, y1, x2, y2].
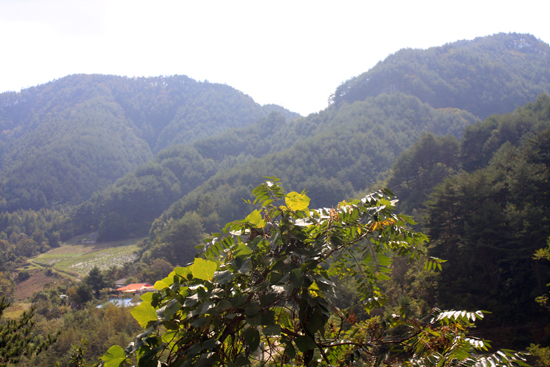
[332, 33, 550, 119]
[73, 92, 477, 240]
[6, 32, 550, 358]
[0, 74, 299, 211]
[65, 33, 550, 244]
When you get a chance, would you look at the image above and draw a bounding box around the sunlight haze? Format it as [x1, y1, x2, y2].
[1, 0, 549, 116]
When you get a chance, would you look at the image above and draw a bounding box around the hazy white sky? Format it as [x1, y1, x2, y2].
[1, 0, 549, 116]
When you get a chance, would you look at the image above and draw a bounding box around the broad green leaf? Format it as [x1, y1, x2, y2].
[243, 328, 261, 352]
[131, 301, 158, 328]
[141, 292, 153, 302]
[275, 308, 293, 329]
[245, 302, 261, 316]
[162, 330, 177, 344]
[101, 345, 128, 367]
[202, 338, 220, 350]
[262, 324, 281, 336]
[174, 266, 193, 279]
[289, 268, 304, 289]
[245, 209, 266, 228]
[162, 299, 182, 319]
[191, 258, 218, 281]
[190, 317, 209, 328]
[285, 344, 296, 359]
[260, 293, 277, 306]
[235, 355, 251, 366]
[236, 257, 252, 274]
[213, 270, 234, 284]
[285, 191, 310, 211]
[246, 313, 262, 326]
[295, 335, 316, 352]
[154, 277, 172, 290]
[306, 307, 327, 336]
[234, 244, 253, 259]
[261, 310, 275, 325]
[154, 271, 175, 289]
[230, 294, 247, 307]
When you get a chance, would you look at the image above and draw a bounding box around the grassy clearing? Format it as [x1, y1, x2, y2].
[32, 237, 142, 277]
[2, 302, 32, 320]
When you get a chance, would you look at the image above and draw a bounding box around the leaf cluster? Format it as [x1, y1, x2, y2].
[102, 179, 520, 367]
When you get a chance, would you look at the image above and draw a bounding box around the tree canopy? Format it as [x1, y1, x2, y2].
[102, 179, 525, 367]
[332, 33, 550, 119]
[381, 93, 550, 346]
[0, 75, 298, 211]
[0, 296, 58, 366]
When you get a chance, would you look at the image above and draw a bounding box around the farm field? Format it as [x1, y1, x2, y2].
[31, 236, 142, 278]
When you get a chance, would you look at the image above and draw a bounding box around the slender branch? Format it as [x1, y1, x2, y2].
[317, 329, 422, 349]
[315, 339, 332, 365]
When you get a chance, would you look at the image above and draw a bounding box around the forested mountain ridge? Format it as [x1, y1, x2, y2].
[73, 33, 550, 245]
[72, 93, 477, 241]
[332, 33, 550, 119]
[383, 93, 550, 345]
[0, 74, 299, 211]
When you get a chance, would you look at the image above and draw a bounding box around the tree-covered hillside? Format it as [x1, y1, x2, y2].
[0, 74, 298, 211]
[383, 93, 550, 346]
[102, 93, 477, 258]
[332, 33, 550, 119]
[72, 33, 550, 250]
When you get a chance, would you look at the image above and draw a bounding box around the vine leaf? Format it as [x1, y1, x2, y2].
[246, 209, 266, 228]
[101, 345, 128, 367]
[130, 301, 157, 328]
[285, 191, 310, 211]
[191, 258, 218, 281]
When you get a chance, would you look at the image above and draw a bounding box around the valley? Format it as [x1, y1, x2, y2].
[0, 32, 549, 366]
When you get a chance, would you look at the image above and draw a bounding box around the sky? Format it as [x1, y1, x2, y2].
[1, 0, 549, 116]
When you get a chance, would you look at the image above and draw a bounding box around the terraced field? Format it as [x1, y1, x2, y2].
[32, 237, 141, 278]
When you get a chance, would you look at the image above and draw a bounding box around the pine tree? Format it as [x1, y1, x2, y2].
[0, 296, 58, 366]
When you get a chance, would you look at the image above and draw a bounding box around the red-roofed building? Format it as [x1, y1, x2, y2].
[115, 283, 154, 294]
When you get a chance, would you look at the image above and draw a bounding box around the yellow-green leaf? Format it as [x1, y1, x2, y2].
[174, 266, 193, 280]
[246, 209, 266, 228]
[131, 301, 158, 328]
[191, 258, 218, 281]
[141, 292, 154, 302]
[285, 192, 310, 211]
[234, 244, 253, 258]
[154, 275, 173, 290]
[162, 330, 178, 344]
[101, 345, 128, 367]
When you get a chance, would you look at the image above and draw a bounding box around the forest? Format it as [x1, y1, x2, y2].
[0, 32, 550, 366]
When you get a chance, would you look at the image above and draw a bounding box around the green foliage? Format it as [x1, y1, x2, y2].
[384, 93, 550, 226]
[103, 179, 523, 367]
[0, 207, 75, 272]
[0, 296, 59, 366]
[528, 343, 550, 367]
[333, 33, 550, 119]
[55, 339, 102, 367]
[19, 289, 143, 367]
[385, 132, 459, 215]
[147, 93, 475, 244]
[85, 266, 108, 297]
[67, 280, 98, 306]
[143, 211, 205, 266]
[412, 101, 550, 346]
[0, 273, 14, 298]
[17, 270, 30, 282]
[0, 75, 298, 212]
